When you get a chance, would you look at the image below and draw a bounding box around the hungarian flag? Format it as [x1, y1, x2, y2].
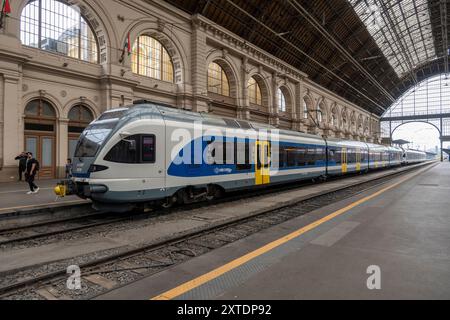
[124, 32, 131, 56]
[1, 0, 11, 15]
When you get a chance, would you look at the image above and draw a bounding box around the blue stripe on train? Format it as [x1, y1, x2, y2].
[167, 137, 327, 178]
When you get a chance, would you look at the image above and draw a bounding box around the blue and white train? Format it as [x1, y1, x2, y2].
[64, 101, 427, 212]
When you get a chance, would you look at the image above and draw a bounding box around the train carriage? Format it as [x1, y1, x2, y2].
[325, 138, 369, 175]
[67, 102, 427, 212]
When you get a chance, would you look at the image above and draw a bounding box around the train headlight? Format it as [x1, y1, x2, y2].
[88, 164, 109, 173]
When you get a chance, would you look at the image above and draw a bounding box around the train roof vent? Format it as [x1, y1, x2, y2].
[98, 109, 129, 121]
[223, 118, 240, 128]
[237, 120, 252, 129]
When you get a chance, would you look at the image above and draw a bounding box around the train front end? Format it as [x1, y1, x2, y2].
[54, 109, 128, 206]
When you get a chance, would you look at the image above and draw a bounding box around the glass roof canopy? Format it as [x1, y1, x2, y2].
[382, 74, 450, 118]
[349, 0, 436, 78]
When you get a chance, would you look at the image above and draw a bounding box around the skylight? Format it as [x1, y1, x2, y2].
[348, 0, 436, 78]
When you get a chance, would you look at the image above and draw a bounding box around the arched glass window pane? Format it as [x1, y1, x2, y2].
[69, 105, 93, 122]
[25, 99, 56, 118]
[208, 62, 230, 96]
[131, 35, 174, 82]
[25, 100, 39, 116]
[20, 0, 99, 63]
[317, 104, 322, 123]
[277, 88, 286, 112]
[42, 101, 56, 117]
[303, 99, 308, 119]
[248, 77, 262, 105]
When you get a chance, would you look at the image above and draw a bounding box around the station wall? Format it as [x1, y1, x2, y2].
[0, 0, 381, 181]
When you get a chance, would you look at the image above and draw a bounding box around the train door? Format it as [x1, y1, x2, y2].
[141, 123, 165, 192]
[255, 140, 270, 185]
[356, 148, 361, 171]
[341, 147, 348, 173]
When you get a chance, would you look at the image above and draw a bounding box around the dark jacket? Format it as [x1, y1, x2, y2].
[26, 158, 39, 176]
[15, 155, 27, 168]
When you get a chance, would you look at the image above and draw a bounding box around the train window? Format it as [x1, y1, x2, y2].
[278, 146, 287, 168]
[286, 148, 297, 167]
[348, 149, 356, 163]
[104, 135, 140, 163]
[236, 140, 251, 170]
[306, 148, 316, 165]
[142, 135, 156, 163]
[104, 134, 156, 164]
[223, 140, 235, 165]
[329, 148, 341, 165]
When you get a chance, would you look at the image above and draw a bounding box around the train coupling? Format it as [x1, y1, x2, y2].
[54, 179, 77, 198]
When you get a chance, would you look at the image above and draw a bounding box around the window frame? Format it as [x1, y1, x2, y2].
[104, 134, 156, 164]
[20, 0, 100, 63]
[207, 62, 230, 96]
[132, 35, 174, 83]
[248, 77, 262, 105]
[277, 88, 287, 113]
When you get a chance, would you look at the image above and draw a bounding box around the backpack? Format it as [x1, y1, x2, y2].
[34, 159, 40, 172]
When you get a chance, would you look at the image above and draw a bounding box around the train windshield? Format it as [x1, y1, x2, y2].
[74, 121, 117, 157]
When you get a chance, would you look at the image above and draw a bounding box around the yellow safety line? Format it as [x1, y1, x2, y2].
[0, 200, 87, 213]
[151, 166, 427, 300]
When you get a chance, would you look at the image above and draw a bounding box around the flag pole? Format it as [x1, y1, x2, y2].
[0, 0, 6, 29]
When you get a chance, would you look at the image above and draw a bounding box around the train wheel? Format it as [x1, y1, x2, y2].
[161, 195, 177, 209]
[206, 185, 223, 202]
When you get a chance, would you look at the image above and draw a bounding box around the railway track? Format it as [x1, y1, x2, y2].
[0, 212, 140, 246]
[0, 165, 408, 248]
[0, 162, 434, 300]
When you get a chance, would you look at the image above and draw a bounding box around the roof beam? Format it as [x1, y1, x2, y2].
[287, 0, 395, 105]
[223, 0, 388, 113]
[440, 0, 449, 74]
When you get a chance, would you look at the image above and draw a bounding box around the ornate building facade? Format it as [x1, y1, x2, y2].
[0, 0, 381, 181]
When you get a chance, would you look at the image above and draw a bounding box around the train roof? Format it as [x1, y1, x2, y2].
[102, 103, 327, 142]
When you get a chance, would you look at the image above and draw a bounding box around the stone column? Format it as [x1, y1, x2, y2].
[191, 18, 209, 113]
[270, 73, 279, 127]
[292, 81, 302, 131]
[2, 73, 21, 180]
[239, 57, 250, 120]
[58, 118, 69, 179]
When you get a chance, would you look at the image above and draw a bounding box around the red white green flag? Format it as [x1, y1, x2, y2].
[125, 32, 131, 56]
[1, 0, 11, 15]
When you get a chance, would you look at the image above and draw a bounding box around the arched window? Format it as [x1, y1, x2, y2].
[277, 88, 286, 112]
[303, 98, 309, 119]
[68, 105, 94, 158]
[248, 77, 262, 105]
[131, 35, 174, 82]
[317, 103, 323, 123]
[208, 62, 230, 96]
[20, 0, 99, 63]
[25, 99, 56, 119]
[331, 109, 337, 126]
[68, 105, 94, 131]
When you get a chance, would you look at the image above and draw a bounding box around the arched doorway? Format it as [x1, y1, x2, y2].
[68, 105, 95, 159]
[24, 99, 57, 179]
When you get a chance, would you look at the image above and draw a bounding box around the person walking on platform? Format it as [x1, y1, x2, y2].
[25, 152, 40, 194]
[14, 152, 28, 181]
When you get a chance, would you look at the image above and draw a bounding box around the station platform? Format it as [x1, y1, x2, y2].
[97, 162, 450, 300]
[0, 179, 87, 215]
